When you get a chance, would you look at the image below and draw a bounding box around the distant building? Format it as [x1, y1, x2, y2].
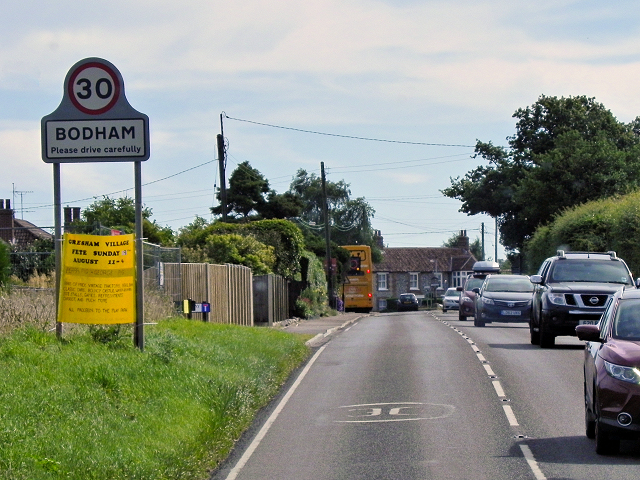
[0, 199, 53, 247]
[373, 230, 476, 311]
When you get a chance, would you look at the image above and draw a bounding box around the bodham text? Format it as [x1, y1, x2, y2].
[55, 125, 135, 141]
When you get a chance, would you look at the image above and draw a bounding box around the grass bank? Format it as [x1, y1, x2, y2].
[0, 319, 310, 480]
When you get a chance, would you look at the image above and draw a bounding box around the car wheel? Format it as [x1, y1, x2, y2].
[443, 308, 447, 313]
[459, 313, 467, 321]
[474, 317, 485, 327]
[539, 322, 555, 348]
[530, 323, 540, 345]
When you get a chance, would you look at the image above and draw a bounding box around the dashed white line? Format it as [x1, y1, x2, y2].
[492, 380, 506, 398]
[520, 444, 547, 480]
[436, 313, 546, 480]
[503, 405, 519, 426]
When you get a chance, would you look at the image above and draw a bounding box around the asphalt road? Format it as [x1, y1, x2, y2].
[212, 311, 640, 479]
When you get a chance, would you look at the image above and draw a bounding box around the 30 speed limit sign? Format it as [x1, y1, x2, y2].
[41, 57, 149, 163]
[68, 62, 121, 115]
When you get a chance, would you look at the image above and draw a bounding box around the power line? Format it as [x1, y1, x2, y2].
[223, 113, 475, 148]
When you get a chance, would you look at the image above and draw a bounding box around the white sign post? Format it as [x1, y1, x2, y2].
[41, 57, 149, 350]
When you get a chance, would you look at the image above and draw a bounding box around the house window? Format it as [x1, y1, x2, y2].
[453, 271, 473, 288]
[378, 299, 387, 311]
[409, 272, 419, 290]
[378, 272, 388, 291]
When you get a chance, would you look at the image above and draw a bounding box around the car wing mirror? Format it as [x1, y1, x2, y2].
[472, 288, 480, 294]
[575, 324, 603, 343]
[456, 286, 463, 291]
[636, 277, 640, 288]
[530, 275, 543, 285]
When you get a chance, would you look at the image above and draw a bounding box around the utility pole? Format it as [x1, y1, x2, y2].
[481, 222, 485, 261]
[495, 217, 498, 262]
[321, 162, 334, 309]
[217, 113, 228, 221]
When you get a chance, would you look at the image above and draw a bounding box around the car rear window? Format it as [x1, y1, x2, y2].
[465, 278, 484, 291]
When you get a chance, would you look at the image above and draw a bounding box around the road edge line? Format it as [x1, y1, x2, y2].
[225, 344, 328, 480]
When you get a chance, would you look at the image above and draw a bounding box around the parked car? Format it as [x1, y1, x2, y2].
[397, 293, 419, 312]
[442, 288, 461, 312]
[457, 261, 500, 321]
[473, 274, 533, 327]
[530, 250, 635, 348]
[576, 288, 640, 455]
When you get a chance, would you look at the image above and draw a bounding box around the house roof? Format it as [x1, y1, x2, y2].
[13, 218, 53, 244]
[374, 247, 476, 273]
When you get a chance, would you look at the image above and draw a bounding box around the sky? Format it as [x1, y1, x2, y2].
[3, 0, 640, 260]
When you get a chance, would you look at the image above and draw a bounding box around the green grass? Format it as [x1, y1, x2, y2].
[0, 319, 310, 479]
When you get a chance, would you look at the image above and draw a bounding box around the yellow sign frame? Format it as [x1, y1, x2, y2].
[58, 233, 136, 324]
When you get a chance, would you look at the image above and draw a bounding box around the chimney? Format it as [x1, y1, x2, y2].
[0, 199, 14, 243]
[64, 207, 82, 233]
[457, 230, 469, 251]
[374, 230, 384, 249]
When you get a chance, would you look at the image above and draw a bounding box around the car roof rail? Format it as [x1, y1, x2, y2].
[607, 251, 617, 259]
[557, 250, 565, 258]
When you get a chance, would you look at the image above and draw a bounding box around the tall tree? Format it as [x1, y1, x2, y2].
[79, 196, 174, 245]
[442, 95, 640, 252]
[287, 169, 377, 250]
[211, 161, 270, 219]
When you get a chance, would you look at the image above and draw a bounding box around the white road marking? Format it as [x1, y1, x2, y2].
[503, 405, 519, 426]
[225, 344, 328, 480]
[492, 380, 506, 398]
[335, 402, 456, 423]
[435, 313, 546, 480]
[519, 444, 547, 480]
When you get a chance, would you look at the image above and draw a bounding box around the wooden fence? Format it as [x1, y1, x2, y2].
[163, 263, 254, 326]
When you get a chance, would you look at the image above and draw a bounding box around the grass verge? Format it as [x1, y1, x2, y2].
[0, 319, 310, 479]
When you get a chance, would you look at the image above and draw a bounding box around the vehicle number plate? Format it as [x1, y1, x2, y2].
[579, 320, 597, 325]
[501, 310, 521, 316]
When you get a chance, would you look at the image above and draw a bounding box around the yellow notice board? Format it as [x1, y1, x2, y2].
[59, 233, 135, 324]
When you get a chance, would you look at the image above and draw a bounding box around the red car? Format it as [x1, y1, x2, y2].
[457, 261, 500, 321]
[576, 287, 640, 454]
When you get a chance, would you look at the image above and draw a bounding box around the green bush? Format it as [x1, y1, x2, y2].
[524, 190, 640, 275]
[0, 239, 10, 288]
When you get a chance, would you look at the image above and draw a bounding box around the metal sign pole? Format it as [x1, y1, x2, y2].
[54, 163, 63, 338]
[134, 160, 144, 351]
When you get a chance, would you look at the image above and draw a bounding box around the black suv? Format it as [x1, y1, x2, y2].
[530, 251, 635, 348]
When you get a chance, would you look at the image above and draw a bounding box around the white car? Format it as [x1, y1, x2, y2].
[442, 288, 461, 312]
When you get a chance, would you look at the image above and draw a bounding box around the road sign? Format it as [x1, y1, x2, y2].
[68, 61, 121, 114]
[41, 58, 149, 163]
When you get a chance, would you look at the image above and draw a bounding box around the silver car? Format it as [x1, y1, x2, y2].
[442, 288, 461, 312]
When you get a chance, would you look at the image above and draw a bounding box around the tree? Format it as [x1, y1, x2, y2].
[287, 169, 380, 260]
[443, 95, 640, 252]
[257, 191, 304, 220]
[211, 161, 270, 219]
[177, 218, 306, 279]
[77, 196, 174, 245]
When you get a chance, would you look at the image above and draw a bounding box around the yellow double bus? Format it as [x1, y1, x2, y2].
[341, 245, 373, 313]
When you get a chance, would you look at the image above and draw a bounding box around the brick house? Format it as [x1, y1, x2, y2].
[0, 199, 53, 247]
[373, 231, 477, 311]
